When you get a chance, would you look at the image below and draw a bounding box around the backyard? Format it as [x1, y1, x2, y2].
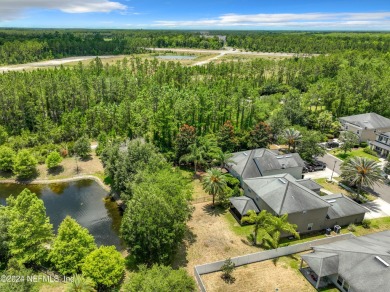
[201, 253, 337, 292]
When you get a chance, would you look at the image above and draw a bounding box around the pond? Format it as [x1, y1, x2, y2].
[157, 55, 197, 60]
[0, 180, 123, 250]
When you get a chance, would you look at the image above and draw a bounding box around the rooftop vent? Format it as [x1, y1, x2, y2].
[285, 155, 292, 158]
[243, 152, 248, 156]
[278, 178, 287, 184]
[327, 199, 337, 203]
[375, 256, 390, 267]
[276, 156, 284, 159]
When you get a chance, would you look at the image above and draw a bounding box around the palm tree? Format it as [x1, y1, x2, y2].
[283, 128, 302, 152]
[202, 168, 227, 206]
[180, 142, 206, 172]
[341, 157, 383, 201]
[66, 274, 95, 292]
[216, 150, 236, 170]
[265, 214, 299, 249]
[241, 210, 270, 246]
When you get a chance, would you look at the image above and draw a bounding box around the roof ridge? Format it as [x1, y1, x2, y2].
[241, 149, 254, 176]
[315, 246, 390, 257]
[278, 180, 289, 215]
[292, 179, 332, 206]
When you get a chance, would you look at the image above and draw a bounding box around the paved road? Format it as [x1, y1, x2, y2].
[317, 153, 342, 175]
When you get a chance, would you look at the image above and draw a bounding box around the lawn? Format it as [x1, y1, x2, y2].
[178, 166, 211, 201]
[330, 148, 379, 161]
[314, 178, 353, 196]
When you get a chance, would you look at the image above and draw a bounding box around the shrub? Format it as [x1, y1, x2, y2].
[74, 136, 91, 159]
[221, 258, 236, 283]
[45, 151, 63, 169]
[362, 219, 371, 229]
[359, 142, 368, 148]
[0, 146, 16, 172]
[363, 146, 377, 157]
[13, 150, 38, 178]
[347, 224, 356, 232]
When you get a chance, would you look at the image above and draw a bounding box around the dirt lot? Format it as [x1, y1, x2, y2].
[173, 202, 258, 276]
[202, 255, 315, 292]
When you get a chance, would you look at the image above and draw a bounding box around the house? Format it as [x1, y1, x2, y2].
[300, 231, 390, 291]
[339, 113, 390, 142]
[226, 148, 305, 182]
[229, 173, 366, 233]
[369, 131, 390, 158]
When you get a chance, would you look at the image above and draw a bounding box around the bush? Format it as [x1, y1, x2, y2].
[74, 136, 91, 159]
[347, 224, 356, 232]
[45, 151, 63, 169]
[13, 150, 38, 178]
[362, 219, 371, 229]
[363, 146, 377, 157]
[221, 258, 236, 283]
[0, 146, 16, 172]
[359, 142, 368, 148]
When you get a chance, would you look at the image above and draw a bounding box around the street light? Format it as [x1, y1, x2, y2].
[330, 160, 337, 182]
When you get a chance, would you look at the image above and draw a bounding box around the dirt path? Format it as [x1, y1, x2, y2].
[0, 55, 115, 73]
[192, 52, 226, 66]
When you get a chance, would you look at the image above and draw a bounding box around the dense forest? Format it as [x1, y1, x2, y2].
[3, 29, 390, 64]
[1, 49, 390, 154]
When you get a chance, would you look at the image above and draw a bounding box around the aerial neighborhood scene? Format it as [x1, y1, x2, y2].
[1, 1, 390, 292]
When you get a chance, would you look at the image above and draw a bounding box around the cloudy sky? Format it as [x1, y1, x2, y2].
[1, 0, 390, 30]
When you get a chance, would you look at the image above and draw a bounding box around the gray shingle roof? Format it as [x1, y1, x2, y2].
[227, 148, 304, 180]
[301, 252, 339, 277]
[244, 174, 331, 215]
[296, 179, 322, 191]
[340, 113, 390, 130]
[322, 194, 367, 219]
[307, 231, 390, 292]
[229, 196, 260, 216]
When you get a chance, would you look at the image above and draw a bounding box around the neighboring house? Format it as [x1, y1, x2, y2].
[339, 112, 390, 142]
[226, 148, 305, 182]
[300, 230, 390, 291]
[369, 131, 390, 158]
[229, 174, 366, 233]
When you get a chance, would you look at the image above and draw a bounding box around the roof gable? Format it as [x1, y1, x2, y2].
[340, 112, 390, 130]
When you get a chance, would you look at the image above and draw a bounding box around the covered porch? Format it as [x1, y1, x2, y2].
[229, 196, 260, 223]
[300, 252, 339, 290]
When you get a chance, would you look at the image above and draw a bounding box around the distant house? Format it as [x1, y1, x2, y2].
[369, 131, 390, 158]
[339, 113, 390, 142]
[301, 230, 390, 291]
[226, 148, 305, 182]
[229, 174, 366, 233]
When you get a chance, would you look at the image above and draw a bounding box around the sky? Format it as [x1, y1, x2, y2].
[1, 0, 390, 30]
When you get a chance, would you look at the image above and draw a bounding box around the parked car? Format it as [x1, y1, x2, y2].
[310, 161, 327, 171]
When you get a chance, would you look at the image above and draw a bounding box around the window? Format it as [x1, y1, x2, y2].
[344, 281, 350, 291]
[356, 130, 360, 134]
[307, 223, 313, 231]
[337, 275, 343, 286]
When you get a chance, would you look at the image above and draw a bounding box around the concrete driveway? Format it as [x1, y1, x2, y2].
[363, 198, 390, 219]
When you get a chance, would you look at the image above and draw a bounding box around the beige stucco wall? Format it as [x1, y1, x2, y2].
[343, 122, 390, 142]
[288, 208, 329, 233]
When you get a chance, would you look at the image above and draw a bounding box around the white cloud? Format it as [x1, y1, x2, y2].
[154, 12, 390, 29]
[0, 0, 127, 21]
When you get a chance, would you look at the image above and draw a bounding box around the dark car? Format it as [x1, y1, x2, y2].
[310, 161, 326, 171]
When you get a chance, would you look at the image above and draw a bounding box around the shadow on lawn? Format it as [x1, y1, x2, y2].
[202, 204, 227, 217]
[172, 227, 197, 269]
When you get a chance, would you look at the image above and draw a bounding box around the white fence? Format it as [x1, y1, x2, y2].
[194, 233, 355, 291]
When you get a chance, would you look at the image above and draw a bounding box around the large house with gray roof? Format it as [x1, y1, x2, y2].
[226, 148, 305, 182]
[369, 131, 390, 158]
[339, 112, 390, 142]
[301, 231, 390, 291]
[227, 148, 367, 234]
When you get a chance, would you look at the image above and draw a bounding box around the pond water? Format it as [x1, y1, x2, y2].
[0, 180, 123, 250]
[157, 55, 197, 60]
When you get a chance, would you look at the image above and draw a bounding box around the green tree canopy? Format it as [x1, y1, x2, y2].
[297, 130, 326, 162]
[74, 136, 91, 159]
[81, 246, 125, 290]
[341, 156, 383, 201]
[248, 122, 272, 149]
[121, 166, 191, 265]
[339, 131, 359, 154]
[0, 146, 15, 172]
[7, 189, 53, 264]
[124, 265, 195, 292]
[0, 259, 38, 292]
[13, 149, 38, 178]
[45, 151, 63, 169]
[283, 128, 302, 152]
[0, 125, 8, 145]
[202, 168, 227, 206]
[49, 216, 97, 275]
[66, 274, 95, 292]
